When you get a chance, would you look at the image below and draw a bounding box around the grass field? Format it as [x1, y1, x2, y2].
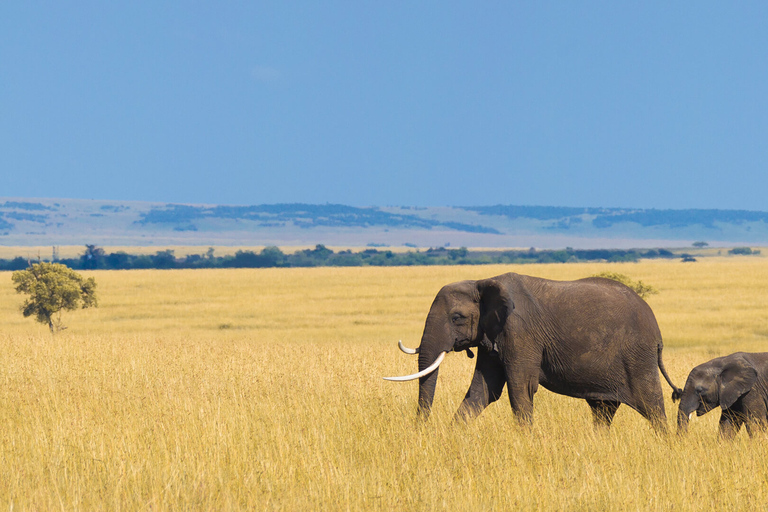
[1, 257, 768, 510]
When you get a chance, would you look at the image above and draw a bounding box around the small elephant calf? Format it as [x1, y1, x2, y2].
[677, 352, 768, 438]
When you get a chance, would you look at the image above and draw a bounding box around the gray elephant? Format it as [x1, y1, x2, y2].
[677, 352, 768, 439]
[385, 272, 682, 431]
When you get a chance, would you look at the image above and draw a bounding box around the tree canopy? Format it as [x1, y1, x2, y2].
[12, 262, 98, 332]
[591, 271, 658, 299]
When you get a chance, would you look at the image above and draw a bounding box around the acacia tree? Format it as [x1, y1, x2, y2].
[12, 262, 98, 332]
[592, 271, 658, 299]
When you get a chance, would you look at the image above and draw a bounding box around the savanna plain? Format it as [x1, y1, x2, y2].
[2, 256, 768, 510]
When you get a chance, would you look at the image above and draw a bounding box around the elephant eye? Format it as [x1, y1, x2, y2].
[451, 313, 467, 325]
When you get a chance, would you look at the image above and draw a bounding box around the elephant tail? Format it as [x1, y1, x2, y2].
[658, 343, 683, 402]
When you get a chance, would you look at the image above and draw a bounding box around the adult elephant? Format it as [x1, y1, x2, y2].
[677, 352, 768, 439]
[385, 272, 682, 430]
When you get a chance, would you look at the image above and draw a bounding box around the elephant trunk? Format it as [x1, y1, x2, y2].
[417, 349, 441, 420]
[676, 386, 700, 434]
[415, 310, 457, 420]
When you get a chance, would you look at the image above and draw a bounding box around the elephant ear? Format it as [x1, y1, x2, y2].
[719, 357, 758, 410]
[476, 278, 514, 342]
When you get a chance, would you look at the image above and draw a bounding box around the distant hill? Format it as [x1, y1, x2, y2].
[1, 198, 767, 249]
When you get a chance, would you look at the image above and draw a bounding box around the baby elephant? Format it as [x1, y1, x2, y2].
[678, 352, 768, 439]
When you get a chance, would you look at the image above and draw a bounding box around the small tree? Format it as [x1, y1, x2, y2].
[592, 271, 658, 299]
[12, 262, 98, 332]
[81, 244, 106, 269]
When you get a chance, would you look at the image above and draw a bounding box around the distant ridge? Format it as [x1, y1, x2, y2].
[466, 205, 768, 228]
[135, 203, 501, 234]
[1, 198, 767, 249]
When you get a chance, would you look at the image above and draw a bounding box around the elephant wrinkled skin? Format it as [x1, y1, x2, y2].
[387, 272, 682, 431]
[677, 352, 768, 439]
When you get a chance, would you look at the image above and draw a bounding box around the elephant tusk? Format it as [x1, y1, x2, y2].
[383, 351, 447, 382]
[398, 340, 419, 355]
[689, 412, 694, 421]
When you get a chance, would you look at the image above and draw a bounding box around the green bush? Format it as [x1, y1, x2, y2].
[728, 247, 759, 255]
[591, 271, 658, 299]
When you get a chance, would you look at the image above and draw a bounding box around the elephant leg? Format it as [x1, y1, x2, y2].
[719, 410, 744, 440]
[454, 350, 506, 422]
[628, 378, 668, 433]
[586, 399, 620, 429]
[506, 372, 539, 425]
[637, 402, 668, 433]
[745, 418, 768, 437]
[742, 398, 767, 437]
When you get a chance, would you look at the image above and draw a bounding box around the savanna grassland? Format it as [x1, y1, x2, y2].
[2, 257, 768, 510]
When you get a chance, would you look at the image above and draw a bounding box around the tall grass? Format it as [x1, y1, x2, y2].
[1, 258, 768, 510]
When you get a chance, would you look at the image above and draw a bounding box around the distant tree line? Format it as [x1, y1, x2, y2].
[0, 245, 695, 271]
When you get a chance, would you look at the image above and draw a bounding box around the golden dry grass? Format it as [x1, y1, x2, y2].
[1, 257, 768, 510]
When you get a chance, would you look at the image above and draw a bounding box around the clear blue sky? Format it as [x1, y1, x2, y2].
[2, 3, 768, 210]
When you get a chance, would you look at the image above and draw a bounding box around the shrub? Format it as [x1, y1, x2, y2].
[728, 247, 756, 255]
[591, 271, 658, 299]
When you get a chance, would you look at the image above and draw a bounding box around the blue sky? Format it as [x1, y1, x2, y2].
[2, 3, 768, 210]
